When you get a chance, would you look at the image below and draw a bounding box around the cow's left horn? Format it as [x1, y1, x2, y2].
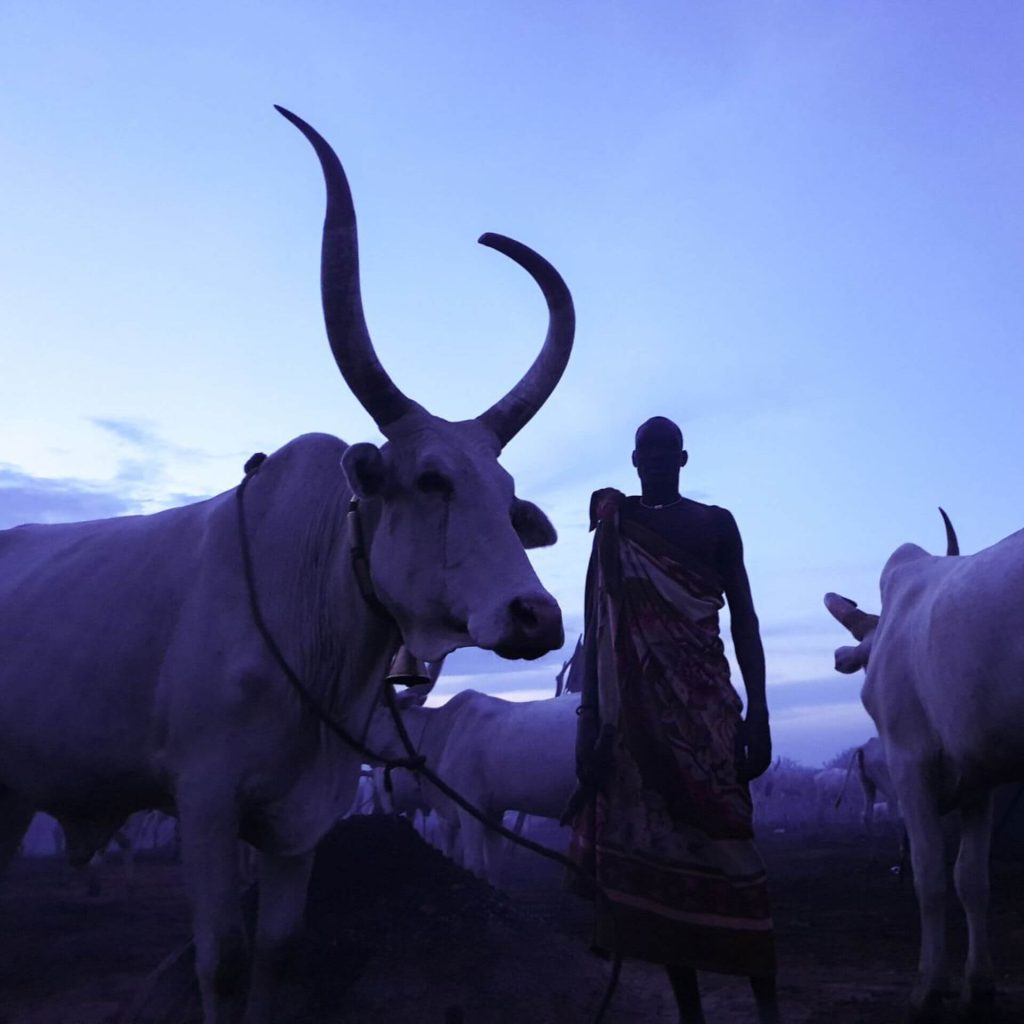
[277, 106, 416, 433]
[939, 507, 959, 556]
[475, 233, 575, 449]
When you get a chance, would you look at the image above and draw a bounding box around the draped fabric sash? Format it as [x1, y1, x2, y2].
[569, 489, 775, 976]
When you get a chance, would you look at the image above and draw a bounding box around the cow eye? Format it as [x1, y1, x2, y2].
[415, 470, 453, 496]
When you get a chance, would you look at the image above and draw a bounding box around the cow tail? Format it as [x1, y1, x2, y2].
[836, 749, 858, 809]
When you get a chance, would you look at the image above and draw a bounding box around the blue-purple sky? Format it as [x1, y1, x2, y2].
[2, 3, 1022, 765]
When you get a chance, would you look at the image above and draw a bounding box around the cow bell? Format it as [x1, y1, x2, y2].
[385, 645, 431, 687]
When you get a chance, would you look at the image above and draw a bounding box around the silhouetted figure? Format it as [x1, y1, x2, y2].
[566, 416, 779, 1024]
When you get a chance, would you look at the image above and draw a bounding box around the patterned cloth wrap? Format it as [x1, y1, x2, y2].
[567, 488, 776, 977]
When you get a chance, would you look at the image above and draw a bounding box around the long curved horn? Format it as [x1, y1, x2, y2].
[475, 233, 575, 448]
[939, 507, 959, 556]
[276, 106, 414, 432]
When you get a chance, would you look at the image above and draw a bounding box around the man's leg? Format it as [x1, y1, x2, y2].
[666, 965, 706, 1024]
[750, 973, 781, 1024]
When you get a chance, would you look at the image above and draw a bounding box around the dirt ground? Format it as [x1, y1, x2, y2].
[1, 816, 1022, 1024]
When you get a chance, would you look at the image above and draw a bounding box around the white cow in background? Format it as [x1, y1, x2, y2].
[368, 689, 579, 881]
[751, 758, 815, 828]
[854, 737, 901, 830]
[812, 767, 853, 825]
[365, 764, 459, 858]
[346, 766, 387, 817]
[825, 509, 1024, 1017]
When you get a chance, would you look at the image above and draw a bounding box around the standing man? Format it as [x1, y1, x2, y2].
[567, 416, 779, 1024]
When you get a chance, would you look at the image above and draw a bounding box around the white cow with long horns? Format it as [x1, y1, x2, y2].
[0, 108, 574, 1024]
[824, 510, 1024, 1018]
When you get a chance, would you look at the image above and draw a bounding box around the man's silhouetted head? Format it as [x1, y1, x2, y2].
[632, 416, 687, 498]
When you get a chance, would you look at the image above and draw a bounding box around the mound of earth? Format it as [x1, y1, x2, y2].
[126, 815, 667, 1024]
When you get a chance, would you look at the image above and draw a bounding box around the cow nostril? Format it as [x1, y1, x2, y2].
[491, 594, 563, 658]
[509, 596, 540, 629]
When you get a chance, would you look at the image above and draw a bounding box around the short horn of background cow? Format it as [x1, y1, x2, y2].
[823, 592, 880, 642]
[939, 506, 959, 557]
[475, 232, 575, 449]
[276, 105, 415, 432]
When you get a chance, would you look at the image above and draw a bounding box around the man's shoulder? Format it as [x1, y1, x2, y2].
[682, 502, 742, 549]
[681, 498, 736, 524]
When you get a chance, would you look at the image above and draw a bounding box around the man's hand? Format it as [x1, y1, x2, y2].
[736, 706, 772, 783]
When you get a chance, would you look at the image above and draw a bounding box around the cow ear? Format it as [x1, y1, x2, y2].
[835, 641, 871, 674]
[341, 442, 386, 498]
[512, 498, 557, 549]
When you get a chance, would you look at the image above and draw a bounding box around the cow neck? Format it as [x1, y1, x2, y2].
[233, 457, 419, 772]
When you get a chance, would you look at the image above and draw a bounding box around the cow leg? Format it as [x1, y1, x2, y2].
[238, 841, 259, 887]
[243, 849, 315, 1024]
[954, 794, 995, 1011]
[862, 782, 877, 831]
[177, 794, 248, 1024]
[0, 791, 34, 876]
[433, 811, 459, 860]
[895, 771, 950, 1016]
[480, 813, 507, 885]
[505, 810, 528, 860]
[113, 831, 135, 893]
[83, 852, 103, 896]
[455, 808, 486, 877]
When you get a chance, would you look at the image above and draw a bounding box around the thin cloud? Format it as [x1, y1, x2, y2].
[0, 464, 141, 528]
[90, 417, 208, 461]
[0, 417, 222, 528]
[90, 417, 164, 448]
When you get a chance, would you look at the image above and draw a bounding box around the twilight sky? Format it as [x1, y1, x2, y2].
[2, 2, 1022, 766]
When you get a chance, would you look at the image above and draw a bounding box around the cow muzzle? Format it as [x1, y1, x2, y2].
[471, 591, 564, 660]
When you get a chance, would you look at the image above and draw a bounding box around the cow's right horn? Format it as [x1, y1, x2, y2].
[277, 106, 416, 433]
[939, 507, 959, 557]
[475, 233, 575, 449]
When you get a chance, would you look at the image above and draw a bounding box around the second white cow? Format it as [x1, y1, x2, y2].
[368, 689, 579, 881]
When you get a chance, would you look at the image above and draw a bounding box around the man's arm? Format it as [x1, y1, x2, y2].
[719, 509, 772, 781]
